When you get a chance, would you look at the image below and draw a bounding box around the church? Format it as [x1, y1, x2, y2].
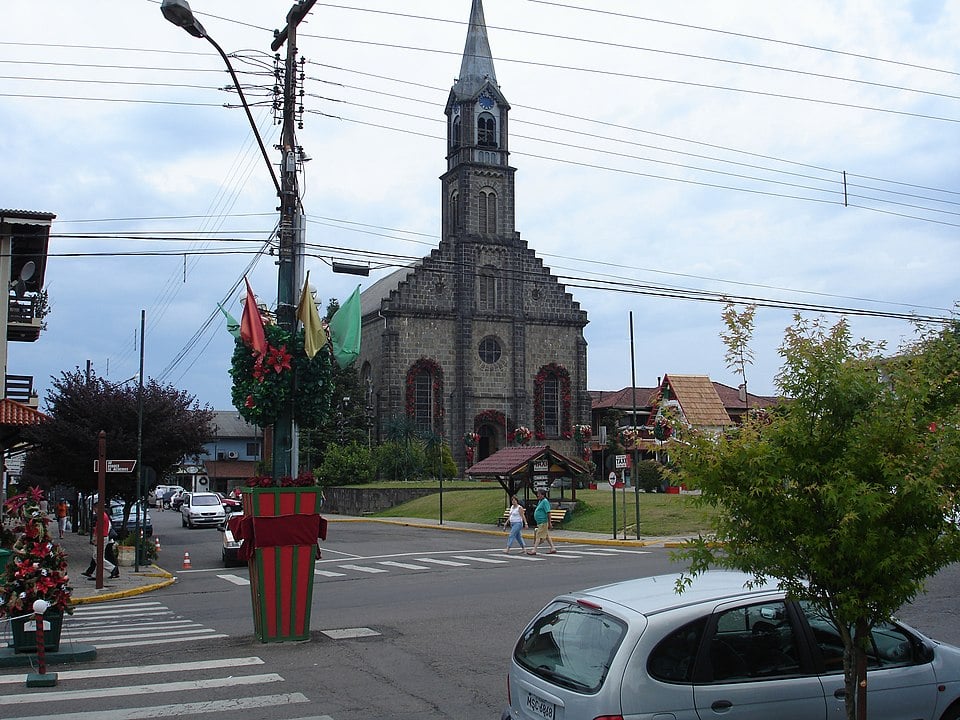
[356, 0, 590, 469]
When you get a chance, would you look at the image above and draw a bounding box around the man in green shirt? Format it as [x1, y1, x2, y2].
[530, 489, 557, 554]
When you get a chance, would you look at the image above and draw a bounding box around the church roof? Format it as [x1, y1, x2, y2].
[453, 0, 497, 99]
[360, 264, 418, 318]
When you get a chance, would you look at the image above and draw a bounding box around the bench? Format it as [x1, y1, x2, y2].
[497, 507, 569, 527]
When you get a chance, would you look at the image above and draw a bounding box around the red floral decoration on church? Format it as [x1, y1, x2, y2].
[533, 363, 572, 440]
[405, 357, 444, 434]
[511, 426, 533, 445]
[474, 409, 507, 430]
[463, 431, 479, 464]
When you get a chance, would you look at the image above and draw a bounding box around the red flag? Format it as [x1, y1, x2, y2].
[240, 277, 266, 356]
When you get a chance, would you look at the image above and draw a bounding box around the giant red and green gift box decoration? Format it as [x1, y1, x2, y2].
[238, 487, 327, 642]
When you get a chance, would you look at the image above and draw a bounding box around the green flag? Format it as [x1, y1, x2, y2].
[329, 285, 362, 368]
[217, 302, 241, 340]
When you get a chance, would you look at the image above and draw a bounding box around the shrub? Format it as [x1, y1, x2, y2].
[317, 441, 376, 486]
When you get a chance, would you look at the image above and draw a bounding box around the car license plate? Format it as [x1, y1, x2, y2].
[525, 690, 555, 720]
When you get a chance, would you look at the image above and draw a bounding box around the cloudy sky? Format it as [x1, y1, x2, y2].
[2, 0, 957, 413]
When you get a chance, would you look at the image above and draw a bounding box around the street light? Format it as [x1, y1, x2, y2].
[162, 0, 315, 481]
[160, 0, 280, 196]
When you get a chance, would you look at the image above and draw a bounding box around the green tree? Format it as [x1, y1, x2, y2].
[672, 314, 960, 720]
[21, 368, 214, 515]
[720, 301, 756, 409]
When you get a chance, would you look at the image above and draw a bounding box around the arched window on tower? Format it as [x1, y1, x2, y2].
[478, 112, 497, 147]
[477, 264, 499, 312]
[449, 191, 460, 233]
[451, 116, 461, 149]
[479, 190, 497, 235]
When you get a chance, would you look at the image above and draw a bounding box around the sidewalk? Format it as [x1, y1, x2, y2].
[350, 516, 693, 549]
[56, 527, 174, 605]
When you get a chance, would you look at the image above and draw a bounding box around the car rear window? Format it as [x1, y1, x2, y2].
[514, 600, 626, 694]
[193, 495, 221, 506]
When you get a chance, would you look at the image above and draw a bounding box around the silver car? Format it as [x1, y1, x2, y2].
[501, 571, 960, 720]
[180, 491, 226, 529]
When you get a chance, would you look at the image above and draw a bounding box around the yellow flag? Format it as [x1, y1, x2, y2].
[296, 271, 327, 359]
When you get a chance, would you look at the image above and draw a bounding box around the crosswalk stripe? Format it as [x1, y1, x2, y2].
[94, 633, 229, 649]
[314, 569, 346, 577]
[377, 561, 430, 570]
[0, 673, 285, 706]
[414, 557, 469, 566]
[338, 564, 389, 574]
[217, 573, 250, 585]
[64, 627, 214, 642]
[452, 555, 509, 564]
[0, 657, 265, 685]
[20, 692, 310, 720]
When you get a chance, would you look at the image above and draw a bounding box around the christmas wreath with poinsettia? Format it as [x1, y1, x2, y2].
[533, 363, 572, 440]
[511, 426, 533, 445]
[229, 323, 334, 429]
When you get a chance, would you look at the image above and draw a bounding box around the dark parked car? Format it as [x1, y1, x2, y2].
[109, 501, 153, 538]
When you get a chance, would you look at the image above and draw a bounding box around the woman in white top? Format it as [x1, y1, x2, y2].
[504, 495, 528, 554]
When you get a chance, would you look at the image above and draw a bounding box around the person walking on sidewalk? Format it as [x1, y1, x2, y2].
[55, 498, 69, 538]
[82, 509, 119, 579]
[504, 495, 528, 554]
[529, 489, 557, 554]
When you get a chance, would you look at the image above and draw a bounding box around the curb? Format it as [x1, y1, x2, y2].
[340, 517, 670, 548]
[71, 565, 176, 606]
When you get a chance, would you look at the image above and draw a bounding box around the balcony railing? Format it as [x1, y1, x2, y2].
[7, 294, 42, 342]
[5, 374, 38, 407]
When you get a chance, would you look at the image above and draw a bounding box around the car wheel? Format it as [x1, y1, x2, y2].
[940, 705, 960, 720]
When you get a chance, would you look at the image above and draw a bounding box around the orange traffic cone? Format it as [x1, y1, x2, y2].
[154, 536, 161, 553]
[182, 551, 192, 570]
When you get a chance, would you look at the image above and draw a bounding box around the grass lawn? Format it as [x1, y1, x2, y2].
[372, 483, 715, 537]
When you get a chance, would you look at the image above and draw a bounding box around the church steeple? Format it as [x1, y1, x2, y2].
[453, 0, 497, 100]
[442, 0, 514, 242]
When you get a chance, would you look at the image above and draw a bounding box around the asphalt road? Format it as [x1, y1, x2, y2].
[3, 510, 958, 720]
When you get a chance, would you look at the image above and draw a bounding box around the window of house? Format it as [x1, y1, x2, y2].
[479, 190, 497, 234]
[478, 336, 502, 364]
[245, 442, 259, 458]
[477, 265, 499, 311]
[478, 112, 497, 147]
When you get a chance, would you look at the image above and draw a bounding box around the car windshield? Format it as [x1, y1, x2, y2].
[514, 600, 626, 693]
[193, 495, 221, 506]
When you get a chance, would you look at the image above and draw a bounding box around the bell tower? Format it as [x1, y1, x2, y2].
[441, 0, 516, 243]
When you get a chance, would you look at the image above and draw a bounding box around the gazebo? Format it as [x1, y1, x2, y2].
[466, 444, 591, 501]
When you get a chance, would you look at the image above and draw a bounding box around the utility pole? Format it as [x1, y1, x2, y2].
[271, 0, 315, 481]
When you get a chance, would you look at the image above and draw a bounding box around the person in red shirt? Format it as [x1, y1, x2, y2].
[82, 509, 119, 579]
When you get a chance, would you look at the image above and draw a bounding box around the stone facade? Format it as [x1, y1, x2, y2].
[356, 0, 589, 470]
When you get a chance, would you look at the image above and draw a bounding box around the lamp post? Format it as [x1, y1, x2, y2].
[161, 0, 315, 481]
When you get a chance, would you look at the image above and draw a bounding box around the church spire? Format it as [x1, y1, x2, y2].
[454, 0, 497, 99]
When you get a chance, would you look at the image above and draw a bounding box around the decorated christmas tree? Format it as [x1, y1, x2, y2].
[0, 487, 73, 618]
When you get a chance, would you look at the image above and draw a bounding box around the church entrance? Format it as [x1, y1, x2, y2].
[477, 424, 501, 462]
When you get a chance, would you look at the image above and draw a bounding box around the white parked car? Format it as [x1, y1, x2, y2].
[180, 491, 226, 529]
[501, 571, 960, 720]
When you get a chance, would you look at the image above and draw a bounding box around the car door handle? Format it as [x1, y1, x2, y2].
[711, 700, 733, 711]
[834, 689, 846, 699]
